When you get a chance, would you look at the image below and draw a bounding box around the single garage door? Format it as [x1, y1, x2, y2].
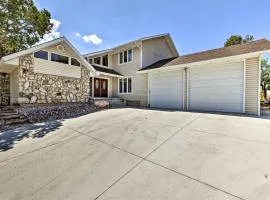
[189, 62, 244, 113]
[149, 70, 183, 109]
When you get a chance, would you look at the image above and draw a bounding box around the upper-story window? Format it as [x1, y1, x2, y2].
[51, 53, 69, 64]
[119, 49, 133, 64]
[34, 50, 48, 60]
[102, 55, 108, 66]
[89, 58, 93, 64]
[71, 58, 80, 67]
[94, 57, 101, 65]
[89, 55, 109, 67]
[34, 50, 81, 67]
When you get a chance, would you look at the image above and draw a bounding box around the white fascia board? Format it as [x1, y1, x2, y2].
[84, 49, 113, 57]
[2, 37, 65, 62]
[97, 72, 123, 78]
[1, 36, 98, 76]
[62, 37, 98, 76]
[138, 50, 270, 74]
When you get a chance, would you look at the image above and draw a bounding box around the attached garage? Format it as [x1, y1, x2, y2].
[140, 39, 270, 116]
[188, 62, 244, 113]
[149, 70, 184, 109]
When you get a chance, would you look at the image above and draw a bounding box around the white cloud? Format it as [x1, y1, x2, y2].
[38, 19, 61, 44]
[75, 32, 81, 37]
[74, 32, 103, 45]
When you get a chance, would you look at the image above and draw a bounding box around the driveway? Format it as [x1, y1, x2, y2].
[1, 108, 270, 200]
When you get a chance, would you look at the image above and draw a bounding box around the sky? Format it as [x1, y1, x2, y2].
[34, 0, 270, 55]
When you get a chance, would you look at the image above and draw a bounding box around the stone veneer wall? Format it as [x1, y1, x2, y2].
[18, 55, 90, 104]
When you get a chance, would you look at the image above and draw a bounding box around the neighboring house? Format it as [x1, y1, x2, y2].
[0, 34, 270, 116]
[84, 34, 178, 106]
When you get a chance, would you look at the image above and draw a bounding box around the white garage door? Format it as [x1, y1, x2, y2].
[189, 62, 244, 113]
[149, 70, 183, 109]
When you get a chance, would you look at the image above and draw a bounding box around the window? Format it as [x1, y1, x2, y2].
[89, 58, 93, 64]
[119, 49, 132, 64]
[119, 79, 123, 93]
[34, 50, 48, 60]
[94, 57, 101, 65]
[119, 52, 123, 64]
[119, 77, 132, 94]
[71, 58, 80, 66]
[128, 78, 132, 93]
[51, 53, 69, 64]
[102, 55, 108, 66]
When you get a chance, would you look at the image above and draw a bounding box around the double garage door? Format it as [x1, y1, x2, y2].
[149, 62, 244, 113]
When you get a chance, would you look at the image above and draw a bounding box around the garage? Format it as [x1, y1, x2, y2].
[140, 39, 266, 116]
[188, 62, 244, 113]
[149, 70, 184, 109]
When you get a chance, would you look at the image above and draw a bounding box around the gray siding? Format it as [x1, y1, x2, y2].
[111, 47, 148, 106]
[142, 37, 174, 68]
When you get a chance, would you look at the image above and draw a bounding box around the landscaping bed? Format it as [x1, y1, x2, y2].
[16, 102, 108, 123]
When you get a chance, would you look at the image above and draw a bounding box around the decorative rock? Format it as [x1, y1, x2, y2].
[24, 82, 29, 89]
[30, 96, 37, 103]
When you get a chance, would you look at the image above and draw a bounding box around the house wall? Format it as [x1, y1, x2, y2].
[33, 42, 82, 78]
[245, 57, 260, 115]
[34, 59, 81, 78]
[10, 68, 20, 104]
[17, 55, 90, 104]
[142, 37, 174, 68]
[111, 47, 148, 106]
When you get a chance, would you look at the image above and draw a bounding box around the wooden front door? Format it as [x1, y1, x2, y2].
[94, 78, 108, 97]
[0, 73, 10, 106]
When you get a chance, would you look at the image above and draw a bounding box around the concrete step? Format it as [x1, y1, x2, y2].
[0, 115, 21, 120]
[0, 106, 28, 127]
[0, 112, 18, 116]
[5, 118, 28, 126]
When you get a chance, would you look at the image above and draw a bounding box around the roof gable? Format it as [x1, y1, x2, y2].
[84, 33, 179, 57]
[1, 37, 98, 75]
[140, 39, 270, 71]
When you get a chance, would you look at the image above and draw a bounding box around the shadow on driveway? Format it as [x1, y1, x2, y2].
[0, 120, 63, 152]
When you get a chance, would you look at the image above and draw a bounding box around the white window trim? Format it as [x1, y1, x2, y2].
[118, 48, 133, 65]
[118, 77, 133, 94]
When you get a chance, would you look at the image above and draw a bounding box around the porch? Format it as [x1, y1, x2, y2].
[89, 64, 123, 99]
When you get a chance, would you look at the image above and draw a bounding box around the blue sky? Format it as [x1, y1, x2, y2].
[34, 0, 270, 55]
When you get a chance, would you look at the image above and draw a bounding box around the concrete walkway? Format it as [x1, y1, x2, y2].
[1, 108, 270, 200]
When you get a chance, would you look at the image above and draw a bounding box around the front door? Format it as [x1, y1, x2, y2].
[0, 73, 10, 106]
[94, 78, 108, 97]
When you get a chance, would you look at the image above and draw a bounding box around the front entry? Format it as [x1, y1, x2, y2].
[0, 72, 10, 106]
[94, 78, 108, 97]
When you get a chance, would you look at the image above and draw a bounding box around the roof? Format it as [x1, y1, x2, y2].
[92, 65, 123, 77]
[140, 39, 270, 71]
[1, 37, 98, 76]
[84, 33, 179, 57]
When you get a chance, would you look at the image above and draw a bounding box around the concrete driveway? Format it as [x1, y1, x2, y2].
[1, 108, 270, 200]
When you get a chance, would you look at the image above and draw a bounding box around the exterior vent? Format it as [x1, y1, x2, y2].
[57, 45, 65, 51]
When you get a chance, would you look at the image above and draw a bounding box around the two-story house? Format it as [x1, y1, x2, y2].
[0, 33, 269, 116]
[84, 34, 178, 106]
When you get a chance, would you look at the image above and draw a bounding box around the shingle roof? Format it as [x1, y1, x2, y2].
[92, 65, 123, 76]
[140, 39, 270, 71]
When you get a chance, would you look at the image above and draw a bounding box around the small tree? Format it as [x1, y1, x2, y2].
[261, 59, 270, 100]
[224, 35, 254, 47]
[0, 0, 52, 57]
